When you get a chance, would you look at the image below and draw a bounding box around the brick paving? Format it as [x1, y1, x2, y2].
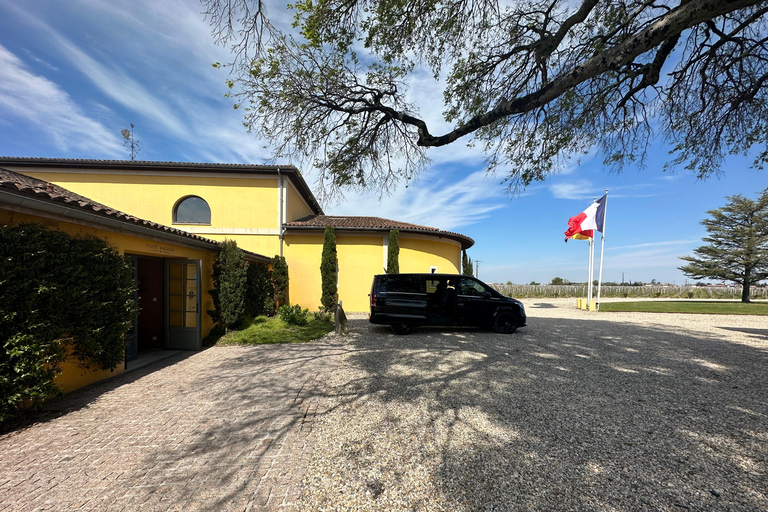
[0, 341, 347, 511]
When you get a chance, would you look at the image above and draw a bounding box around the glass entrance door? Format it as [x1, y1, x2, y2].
[125, 255, 139, 361]
[165, 260, 201, 350]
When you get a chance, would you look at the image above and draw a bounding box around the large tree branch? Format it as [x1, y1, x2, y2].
[410, 0, 762, 147]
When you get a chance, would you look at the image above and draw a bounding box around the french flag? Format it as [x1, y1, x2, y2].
[564, 194, 607, 241]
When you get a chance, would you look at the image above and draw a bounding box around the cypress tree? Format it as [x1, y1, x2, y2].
[272, 255, 289, 309]
[320, 225, 338, 311]
[213, 240, 248, 331]
[462, 250, 473, 276]
[387, 229, 400, 274]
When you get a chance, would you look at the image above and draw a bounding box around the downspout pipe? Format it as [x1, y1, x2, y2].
[277, 168, 284, 257]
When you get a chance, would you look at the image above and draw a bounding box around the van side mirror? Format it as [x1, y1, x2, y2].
[480, 291, 491, 299]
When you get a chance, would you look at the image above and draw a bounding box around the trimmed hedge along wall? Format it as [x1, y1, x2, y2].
[0, 223, 137, 423]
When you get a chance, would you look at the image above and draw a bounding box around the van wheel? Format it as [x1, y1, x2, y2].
[390, 323, 412, 335]
[494, 313, 518, 334]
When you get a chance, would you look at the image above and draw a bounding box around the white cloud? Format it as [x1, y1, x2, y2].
[0, 44, 123, 156]
[548, 180, 595, 200]
[1, 0, 277, 163]
[52, 34, 190, 138]
[328, 169, 505, 231]
[610, 239, 701, 251]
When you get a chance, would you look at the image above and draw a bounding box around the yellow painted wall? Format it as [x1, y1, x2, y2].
[55, 354, 124, 394]
[1, 208, 218, 393]
[399, 235, 461, 274]
[283, 233, 324, 309]
[337, 235, 386, 311]
[202, 233, 280, 258]
[15, 168, 304, 262]
[286, 184, 313, 221]
[17, 170, 280, 230]
[283, 231, 462, 312]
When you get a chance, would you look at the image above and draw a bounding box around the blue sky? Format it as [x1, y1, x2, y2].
[1, 0, 767, 285]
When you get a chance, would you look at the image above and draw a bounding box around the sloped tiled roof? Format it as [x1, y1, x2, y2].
[0, 157, 323, 215]
[0, 168, 270, 261]
[285, 215, 474, 249]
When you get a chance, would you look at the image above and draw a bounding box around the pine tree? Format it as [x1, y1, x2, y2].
[320, 226, 338, 311]
[462, 250, 473, 276]
[679, 187, 768, 303]
[387, 229, 400, 274]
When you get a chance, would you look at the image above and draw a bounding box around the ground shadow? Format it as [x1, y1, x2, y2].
[317, 317, 768, 511]
[1, 350, 196, 435]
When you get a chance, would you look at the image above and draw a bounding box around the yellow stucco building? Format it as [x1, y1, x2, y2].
[1, 157, 473, 391]
[1, 158, 474, 314]
[0, 166, 270, 392]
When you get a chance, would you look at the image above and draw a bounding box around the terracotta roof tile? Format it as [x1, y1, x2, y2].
[285, 215, 474, 248]
[0, 168, 271, 261]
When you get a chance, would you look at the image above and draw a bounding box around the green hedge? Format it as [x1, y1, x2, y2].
[0, 223, 137, 423]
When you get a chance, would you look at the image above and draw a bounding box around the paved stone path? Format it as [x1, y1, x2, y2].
[0, 341, 346, 511]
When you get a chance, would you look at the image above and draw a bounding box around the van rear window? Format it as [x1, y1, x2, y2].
[386, 275, 423, 293]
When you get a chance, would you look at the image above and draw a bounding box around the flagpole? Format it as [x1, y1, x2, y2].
[587, 236, 595, 311]
[596, 190, 608, 311]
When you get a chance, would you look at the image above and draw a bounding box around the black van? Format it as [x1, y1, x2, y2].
[369, 273, 526, 334]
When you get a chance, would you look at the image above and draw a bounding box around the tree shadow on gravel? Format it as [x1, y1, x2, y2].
[335, 318, 768, 511]
[115, 342, 350, 511]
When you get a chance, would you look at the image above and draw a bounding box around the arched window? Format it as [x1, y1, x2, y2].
[173, 196, 211, 225]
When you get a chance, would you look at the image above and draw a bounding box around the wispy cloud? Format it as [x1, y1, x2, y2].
[548, 178, 662, 201]
[610, 239, 701, 251]
[329, 169, 504, 231]
[3, 1, 188, 138]
[52, 34, 190, 138]
[548, 180, 596, 200]
[0, 44, 123, 156]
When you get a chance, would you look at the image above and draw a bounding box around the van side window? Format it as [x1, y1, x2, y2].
[459, 277, 487, 296]
[387, 275, 423, 293]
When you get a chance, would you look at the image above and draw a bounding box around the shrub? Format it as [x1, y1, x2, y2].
[245, 263, 274, 316]
[208, 240, 248, 330]
[313, 309, 332, 323]
[0, 223, 137, 422]
[278, 304, 309, 326]
[320, 226, 338, 311]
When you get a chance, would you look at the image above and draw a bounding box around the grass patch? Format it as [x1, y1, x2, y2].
[207, 315, 334, 346]
[599, 301, 768, 315]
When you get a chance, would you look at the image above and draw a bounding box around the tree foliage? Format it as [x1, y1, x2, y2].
[0, 223, 137, 422]
[245, 263, 275, 317]
[208, 240, 248, 330]
[205, 0, 768, 197]
[386, 229, 400, 274]
[679, 188, 768, 302]
[272, 255, 290, 308]
[320, 226, 339, 311]
[462, 250, 473, 276]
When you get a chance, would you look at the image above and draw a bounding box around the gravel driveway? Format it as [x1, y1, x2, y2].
[299, 299, 768, 511]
